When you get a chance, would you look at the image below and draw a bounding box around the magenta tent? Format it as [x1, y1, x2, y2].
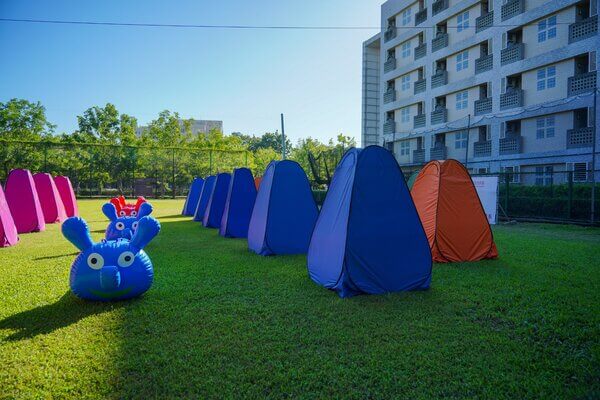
[0, 185, 19, 247]
[33, 173, 67, 224]
[5, 169, 46, 233]
[54, 176, 78, 217]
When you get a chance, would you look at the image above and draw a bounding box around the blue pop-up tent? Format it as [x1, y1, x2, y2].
[182, 177, 204, 216]
[219, 168, 257, 238]
[203, 172, 231, 228]
[193, 175, 216, 222]
[248, 160, 318, 256]
[307, 146, 432, 298]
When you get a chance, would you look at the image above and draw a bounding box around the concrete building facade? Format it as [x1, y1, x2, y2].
[362, 0, 599, 184]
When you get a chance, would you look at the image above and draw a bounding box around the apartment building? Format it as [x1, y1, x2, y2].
[362, 0, 599, 184]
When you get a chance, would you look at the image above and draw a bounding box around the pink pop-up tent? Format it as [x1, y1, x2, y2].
[5, 169, 46, 233]
[54, 176, 78, 217]
[0, 185, 19, 247]
[33, 173, 67, 224]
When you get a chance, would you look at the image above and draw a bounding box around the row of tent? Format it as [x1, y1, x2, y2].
[183, 146, 497, 298]
[0, 169, 78, 247]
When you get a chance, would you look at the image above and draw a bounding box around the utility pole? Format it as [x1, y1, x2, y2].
[280, 113, 286, 159]
[465, 114, 471, 169]
[591, 89, 597, 225]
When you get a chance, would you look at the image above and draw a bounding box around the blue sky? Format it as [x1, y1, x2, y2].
[0, 0, 381, 144]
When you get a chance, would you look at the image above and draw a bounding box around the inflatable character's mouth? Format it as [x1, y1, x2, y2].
[89, 287, 133, 299]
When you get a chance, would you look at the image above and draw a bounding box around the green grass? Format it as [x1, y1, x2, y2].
[1, 200, 599, 399]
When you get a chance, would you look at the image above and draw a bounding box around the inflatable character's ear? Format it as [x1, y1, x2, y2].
[102, 203, 118, 221]
[134, 196, 147, 211]
[137, 202, 153, 219]
[130, 216, 161, 251]
[62, 217, 94, 251]
[110, 198, 122, 213]
[118, 195, 126, 207]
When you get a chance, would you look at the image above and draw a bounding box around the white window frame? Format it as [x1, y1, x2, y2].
[456, 91, 468, 110]
[537, 66, 556, 91]
[536, 116, 556, 139]
[501, 166, 521, 183]
[401, 75, 411, 91]
[538, 15, 557, 43]
[402, 8, 412, 26]
[455, 131, 468, 149]
[457, 11, 470, 32]
[401, 42, 411, 58]
[535, 165, 554, 186]
[456, 50, 469, 71]
[567, 162, 590, 182]
[401, 107, 411, 123]
[400, 140, 410, 155]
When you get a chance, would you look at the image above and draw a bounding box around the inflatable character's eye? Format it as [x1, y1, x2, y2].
[87, 253, 104, 270]
[118, 251, 135, 267]
[115, 222, 125, 231]
[119, 210, 126, 217]
[130, 211, 137, 217]
[132, 221, 139, 230]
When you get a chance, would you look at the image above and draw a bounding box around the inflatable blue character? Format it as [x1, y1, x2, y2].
[62, 216, 161, 301]
[102, 201, 153, 240]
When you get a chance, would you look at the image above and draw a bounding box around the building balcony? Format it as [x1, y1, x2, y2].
[415, 9, 428, 26]
[431, 70, 448, 88]
[567, 127, 594, 148]
[414, 43, 427, 60]
[383, 120, 396, 135]
[413, 148, 426, 164]
[500, 89, 524, 110]
[432, 33, 449, 52]
[432, 0, 449, 16]
[569, 15, 598, 43]
[568, 72, 597, 96]
[384, 89, 396, 104]
[384, 27, 397, 42]
[384, 57, 396, 73]
[430, 145, 447, 160]
[501, 43, 524, 65]
[414, 113, 426, 128]
[474, 140, 492, 157]
[476, 11, 494, 32]
[431, 107, 448, 125]
[474, 97, 493, 115]
[499, 135, 522, 155]
[501, 0, 525, 21]
[414, 79, 426, 94]
[475, 54, 493, 74]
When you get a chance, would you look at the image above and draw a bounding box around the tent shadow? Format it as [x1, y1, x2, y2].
[0, 292, 124, 342]
[34, 252, 79, 261]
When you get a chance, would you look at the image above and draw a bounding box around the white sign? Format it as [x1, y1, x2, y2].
[472, 176, 499, 225]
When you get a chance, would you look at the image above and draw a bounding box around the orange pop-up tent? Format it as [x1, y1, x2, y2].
[411, 159, 498, 263]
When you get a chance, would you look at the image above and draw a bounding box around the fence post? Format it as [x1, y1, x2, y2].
[245, 151, 248, 167]
[43, 142, 48, 172]
[132, 147, 136, 197]
[172, 148, 176, 199]
[504, 174, 509, 216]
[567, 171, 573, 220]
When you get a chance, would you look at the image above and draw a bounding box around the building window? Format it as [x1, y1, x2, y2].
[537, 66, 556, 91]
[535, 165, 554, 186]
[456, 91, 468, 110]
[401, 42, 411, 58]
[538, 15, 557, 42]
[501, 166, 520, 183]
[455, 131, 468, 149]
[401, 75, 411, 91]
[569, 162, 589, 182]
[456, 50, 469, 71]
[457, 11, 470, 32]
[400, 140, 410, 155]
[536, 116, 555, 139]
[401, 107, 410, 123]
[402, 8, 412, 26]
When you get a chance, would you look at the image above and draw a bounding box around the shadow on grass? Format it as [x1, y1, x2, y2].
[33, 252, 79, 261]
[0, 292, 125, 342]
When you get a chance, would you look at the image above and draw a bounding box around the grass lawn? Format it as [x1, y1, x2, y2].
[1, 199, 599, 399]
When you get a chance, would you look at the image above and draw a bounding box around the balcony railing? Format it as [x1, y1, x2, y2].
[383, 120, 396, 135]
[384, 89, 396, 104]
[414, 43, 427, 60]
[432, 0, 449, 16]
[501, 43, 524, 65]
[501, 0, 525, 21]
[415, 9, 428, 26]
[432, 33, 449, 52]
[431, 107, 448, 125]
[567, 127, 594, 148]
[569, 15, 597, 43]
[475, 54, 493, 74]
[568, 72, 597, 96]
[499, 135, 522, 155]
[413, 149, 425, 164]
[414, 113, 426, 128]
[474, 140, 492, 157]
[500, 89, 524, 110]
[414, 79, 426, 94]
[476, 11, 494, 32]
[474, 97, 492, 115]
[430, 145, 447, 160]
[384, 27, 397, 42]
[431, 70, 448, 88]
[384, 57, 396, 73]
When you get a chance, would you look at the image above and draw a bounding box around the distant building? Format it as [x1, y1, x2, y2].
[136, 119, 223, 137]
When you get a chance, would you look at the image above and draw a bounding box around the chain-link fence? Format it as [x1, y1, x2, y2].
[0, 140, 249, 198]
